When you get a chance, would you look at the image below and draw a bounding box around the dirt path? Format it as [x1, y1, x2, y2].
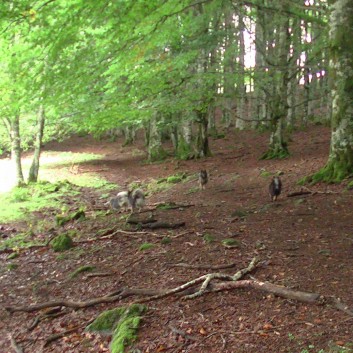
[0, 126, 352, 353]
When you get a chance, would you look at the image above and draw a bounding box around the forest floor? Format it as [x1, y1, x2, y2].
[0, 125, 352, 353]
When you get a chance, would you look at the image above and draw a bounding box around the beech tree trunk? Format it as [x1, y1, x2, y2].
[235, 13, 246, 130]
[28, 105, 45, 183]
[9, 116, 24, 186]
[311, 0, 353, 182]
[147, 113, 166, 162]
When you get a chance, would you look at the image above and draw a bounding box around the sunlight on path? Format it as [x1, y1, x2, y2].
[0, 151, 104, 194]
[0, 159, 19, 193]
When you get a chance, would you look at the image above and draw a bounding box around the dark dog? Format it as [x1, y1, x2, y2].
[199, 170, 208, 190]
[269, 176, 282, 201]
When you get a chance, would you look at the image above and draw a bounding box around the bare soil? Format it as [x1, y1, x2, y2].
[0, 125, 352, 353]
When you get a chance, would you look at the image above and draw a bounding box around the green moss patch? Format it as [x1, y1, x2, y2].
[86, 304, 147, 353]
[221, 239, 241, 248]
[139, 243, 154, 251]
[56, 209, 86, 226]
[50, 233, 74, 252]
[69, 265, 96, 279]
[203, 233, 215, 243]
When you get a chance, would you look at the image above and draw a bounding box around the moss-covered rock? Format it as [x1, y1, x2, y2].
[50, 233, 74, 252]
[86, 304, 147, 353]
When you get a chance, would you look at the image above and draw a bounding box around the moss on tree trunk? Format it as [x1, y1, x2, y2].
[308, 0, 353, 183]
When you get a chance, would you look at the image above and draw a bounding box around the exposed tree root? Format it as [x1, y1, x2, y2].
[5, 257, 352, 317]
[27, 306, 65, 331]
[43, 319, 94, 347]
[9, 334, 24, 353]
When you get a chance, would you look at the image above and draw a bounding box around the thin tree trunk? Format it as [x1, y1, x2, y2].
[235, 14, 246, 130]
[9, 116, 24, 186]
[28, 106, 45, 183]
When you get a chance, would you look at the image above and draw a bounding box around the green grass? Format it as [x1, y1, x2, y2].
[0, 181, 80, 223]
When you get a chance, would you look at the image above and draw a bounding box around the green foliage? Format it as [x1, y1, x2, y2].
[139, 243, 154, 251]
[50, 233, 74, 252]
[69, 265, 95, 279]
[86, 304, 147, 353]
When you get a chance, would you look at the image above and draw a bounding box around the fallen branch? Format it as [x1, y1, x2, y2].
[209, 279, 353, 316]
[5, 258, 352, 317]
[140, 221, 185, 230]
[287, 188, 340, 198]
[166, 262, 238, 270]
[287, 191, 312, 197]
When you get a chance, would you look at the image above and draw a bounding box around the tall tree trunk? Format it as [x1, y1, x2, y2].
[28, 105, 46, 183]
[195, 111, 211, 158]
[176, 116, 194, 160]
[286, 17, 300, 129]
[310, 0, 353, 182]
[235, 14, 246, 130]
[123, 125, 136, 146]
[261, 4, 290, 159]
[253, 2, 267, 129]
[221, 7, 236, 128]
[9, 116, 24, 186]
[147, 113, 166, 162]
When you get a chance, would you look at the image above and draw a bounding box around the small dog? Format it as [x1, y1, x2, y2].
[199, 170, 208, 190]
[109, 189, 145, 213]
[269, 176, 282, 201]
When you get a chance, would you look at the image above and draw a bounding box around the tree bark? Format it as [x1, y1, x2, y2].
[9, 116, 24, 186]
[311, 0, 353, 182]
[147, 112, 167, 162]
[28, 105, 45, 183]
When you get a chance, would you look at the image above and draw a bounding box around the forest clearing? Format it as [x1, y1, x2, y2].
[1, 0, 353, 352]
[0, 126, 352, 353]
